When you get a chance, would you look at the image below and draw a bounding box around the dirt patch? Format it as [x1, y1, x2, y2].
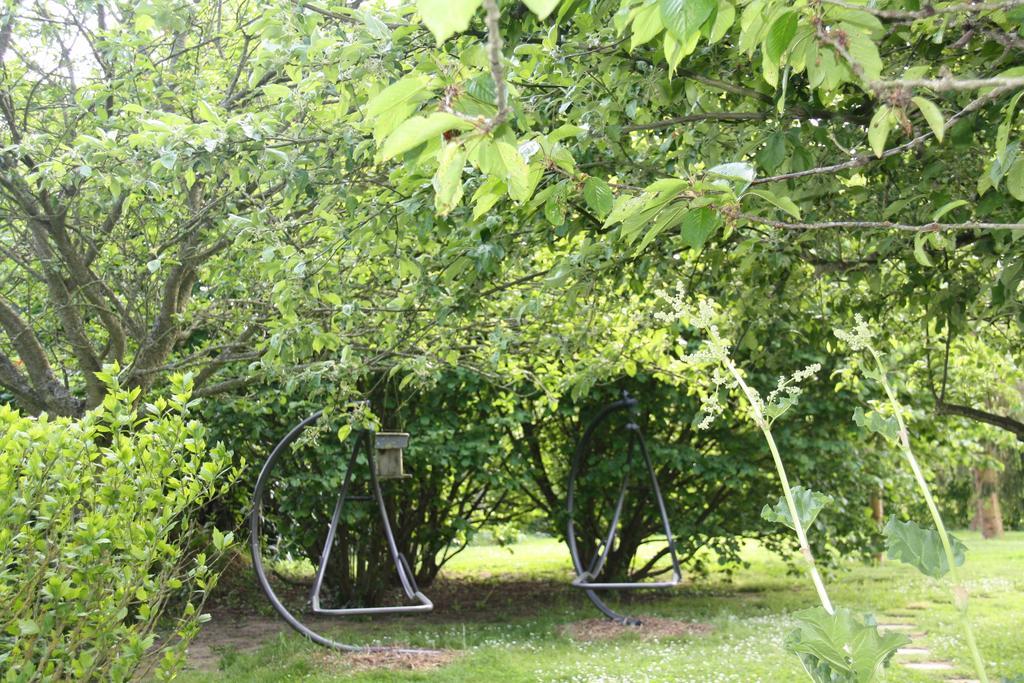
[183, 614, 297, 672]
[560, 617, 713, 642]
[315, 648, 460, 673]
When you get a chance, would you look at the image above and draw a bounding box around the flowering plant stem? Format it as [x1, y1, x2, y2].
[724, 359, 835, 615]
[866, 346, 988, 683]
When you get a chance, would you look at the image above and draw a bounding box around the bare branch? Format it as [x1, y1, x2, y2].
[735, 212, 1023, 232]
[821, 0, 1024, 20]
[873, 76, 1024, 92]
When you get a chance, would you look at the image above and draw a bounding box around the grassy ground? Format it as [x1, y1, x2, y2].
[179, 532, 1024, 682]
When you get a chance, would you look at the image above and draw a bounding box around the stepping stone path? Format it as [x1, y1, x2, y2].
[877, 610, 979, 683]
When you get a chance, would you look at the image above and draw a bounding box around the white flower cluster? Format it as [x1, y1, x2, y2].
[653, 283, 822, 431]
[765, 363, 822, 406]
[833, 314, 874, 351]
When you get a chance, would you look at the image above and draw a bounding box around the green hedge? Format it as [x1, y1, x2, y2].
[0, 372, 237, 681]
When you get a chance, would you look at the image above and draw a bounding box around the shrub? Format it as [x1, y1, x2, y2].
[0, 371, 237, 681]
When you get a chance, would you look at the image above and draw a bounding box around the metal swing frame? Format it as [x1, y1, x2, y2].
[566, 392, 682, 625]
[250, 411, 435, 652]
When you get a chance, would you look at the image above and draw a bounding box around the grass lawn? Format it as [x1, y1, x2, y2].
[178, 531, 1024, 682]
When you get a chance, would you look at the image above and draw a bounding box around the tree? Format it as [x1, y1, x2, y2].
[3, 0, 1023, 612]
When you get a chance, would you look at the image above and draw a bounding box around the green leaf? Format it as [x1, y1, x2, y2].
[884, 517, 967, 579]
[1007, 158, 1024, 201]
[432, 143, 466, 215]
[158, 150, 178, 170]
[583, 177, 613, 217]
[196, 100, 223, 125]
[603, 194, 646, 228]
[913, 233, 934, 267]
[786, 607, 910, 683]
[366, 75, 432, 122]
[380, 113, 475, 160]
[746, 188, 801, 219]
[756, 132, 787, 173]
[418, 0, 483, 44]
[844, 29, 883, 82]
[472, 175, 506, 218]
[996, 91, 1023, 160]
[911, 97, 944, 142]
[660, 0, 715, 44]
[663, 30, 700, 75]
[868, 105, 893, 158]
[761, 486, 831, 531]
[17, 619, 40, 636]
[522, 0, 560, 20]
[261, 83, 291, 102]
[634, 203, 688, 252]
[930, 199, 968, 222]
[630, 3, 665, 49]
[549, 124, 586, 142]
[544, 197, 565, 228]
[852, 407, 899, 441]
[764, 12, 798, 64]
[496, 141, 531, 201]
[679, 207, 721, 249]
[709, 0, 736, 44]
[707, 161, 755, 193]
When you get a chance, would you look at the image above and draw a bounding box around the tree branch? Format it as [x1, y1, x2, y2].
[735, 212, 1023, 232]
[480, 0, 509, 132]
[821, 0, 1024, 20]
[0, 295, 82, 415]
[935, 400, 1024, 442]
[754, 83, 1017, 185]
[0, 348, 44, 414]
[873, 76, 1024, 93]
[622, 111, 768, 132]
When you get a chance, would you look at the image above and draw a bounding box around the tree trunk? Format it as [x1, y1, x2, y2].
[870, 487, 884, 563]
[972, 467, 1004, 539]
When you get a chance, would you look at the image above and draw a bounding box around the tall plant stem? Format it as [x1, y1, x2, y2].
[725, 360, 835, 615]
[869, 348, 988, 683]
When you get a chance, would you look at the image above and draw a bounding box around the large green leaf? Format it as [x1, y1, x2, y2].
[418, 0, 483, 44]
[884, 517, 966, 579]
[764, 12, 798, 64]
[380, 113, 475, 160]
[912, 96, 944, 142]
[583, 177, 613, 217]
[522, 0, 560, 20]
[761, 486, 831, 532]
[432, 143, 466, 215]
[365, 75, 432, 122]
[659, 0, 715, 44]
[679, 207, 721, 249]
[867, 105, 894, 158]
[787, 608, 909, 683]
[706, 162, 755, 193]
[495, 142, 532, 201]
[1007, 157, 1024, 201]
[630, 3, 665, 49]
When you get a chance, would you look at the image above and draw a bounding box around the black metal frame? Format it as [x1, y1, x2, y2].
[566, 392, 682, 625]
[250, 411, 435, 652]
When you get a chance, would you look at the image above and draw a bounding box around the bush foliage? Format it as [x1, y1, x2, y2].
[0, 372, 237, 682]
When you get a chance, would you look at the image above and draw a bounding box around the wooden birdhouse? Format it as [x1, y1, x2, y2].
[374, 432, 410, 480]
